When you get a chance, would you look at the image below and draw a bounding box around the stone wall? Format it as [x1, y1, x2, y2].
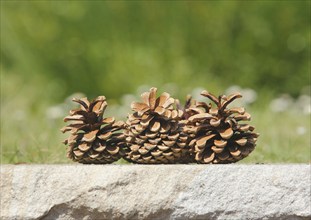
[1, 164, 310, 220]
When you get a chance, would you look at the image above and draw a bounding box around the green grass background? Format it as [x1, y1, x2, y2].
[1, 1, 310, 164]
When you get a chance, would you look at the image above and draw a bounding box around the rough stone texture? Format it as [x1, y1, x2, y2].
[1, 164, 310, 220]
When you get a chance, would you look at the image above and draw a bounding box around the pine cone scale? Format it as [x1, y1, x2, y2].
[78, 143, 92, 151]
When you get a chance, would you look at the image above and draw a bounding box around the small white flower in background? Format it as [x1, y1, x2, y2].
[46, 105, 65, 119]
[295, 95, 311, 115]
[269, 91, 310, 115]
[241, 88, 257, 104]
[13, 110, 26, 121]
[225, 85, 257, 107]
[191, 87, 208, 102]
[270, 94, 294, 113]
[296, 126, 306, 135]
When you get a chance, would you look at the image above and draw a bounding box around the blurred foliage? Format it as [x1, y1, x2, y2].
[1, 1, 310, 164]
[2, 69, 310, 163]
[1, 1, 310, 102]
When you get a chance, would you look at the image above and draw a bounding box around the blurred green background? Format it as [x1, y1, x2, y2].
[1, 1, 310, 164]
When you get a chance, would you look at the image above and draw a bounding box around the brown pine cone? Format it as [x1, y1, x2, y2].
[184, 90, 259, 164]
[124, 87, 191, 164]
[61, 96, 125, 164]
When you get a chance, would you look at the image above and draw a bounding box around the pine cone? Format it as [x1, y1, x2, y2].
[124, 87, 191, 164]
[61, 96, 125, 164]
[184, 90, 259, 164]
[175, 95, 198, 163]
